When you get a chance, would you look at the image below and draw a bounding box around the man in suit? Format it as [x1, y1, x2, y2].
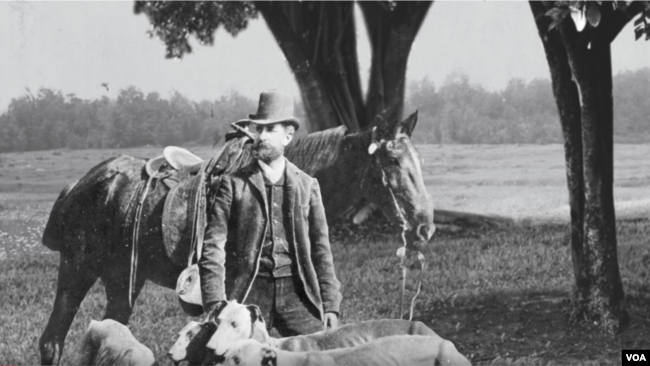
[199, 90, 342, 336]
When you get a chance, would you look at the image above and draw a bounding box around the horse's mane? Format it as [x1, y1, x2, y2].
[285, 125, 348, 176]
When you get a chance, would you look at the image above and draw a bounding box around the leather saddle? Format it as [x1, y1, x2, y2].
[143, 146, 207, 268]
[143, 124, 255, 268]
[128, 124, 253, 315]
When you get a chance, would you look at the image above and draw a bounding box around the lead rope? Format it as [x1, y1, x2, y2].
[380, 167, 426, 321]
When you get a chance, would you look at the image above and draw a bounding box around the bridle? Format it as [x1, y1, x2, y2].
[366, 127, 426, 321]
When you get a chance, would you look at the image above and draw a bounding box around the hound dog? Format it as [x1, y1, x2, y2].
[218, 335, 471, 366]
[70, 319, 157, 366]
[202, 300, 464, 365]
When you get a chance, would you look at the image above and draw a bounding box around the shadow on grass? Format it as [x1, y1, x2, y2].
[414, 288, 650, 365]
[333, 217, 650, 365]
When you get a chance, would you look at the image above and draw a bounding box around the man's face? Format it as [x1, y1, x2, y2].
[252, 123, 294, 163]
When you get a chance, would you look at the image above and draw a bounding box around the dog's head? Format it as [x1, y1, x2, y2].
[205, 300, 266, 358]
[167, 321, 217, 365]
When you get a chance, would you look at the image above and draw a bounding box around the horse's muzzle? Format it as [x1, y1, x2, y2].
[407, 223, 435, 252]
[418, 223, 435, 241]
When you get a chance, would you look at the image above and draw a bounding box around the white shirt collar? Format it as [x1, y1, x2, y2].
[258, 157, 286, 184]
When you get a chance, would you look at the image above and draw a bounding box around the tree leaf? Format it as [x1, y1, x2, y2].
[635, 15, 645, 27]
[635, 26, 644, 40]
[587, 3, 601, 27]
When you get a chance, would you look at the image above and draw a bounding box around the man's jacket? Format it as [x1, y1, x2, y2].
[198, 159, 342, 319]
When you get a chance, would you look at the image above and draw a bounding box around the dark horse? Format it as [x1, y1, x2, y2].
[39, 108, 434, 365]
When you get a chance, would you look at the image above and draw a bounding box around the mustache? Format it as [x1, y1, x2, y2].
[253, 142, 283, 163]
[254, 141, 271, 149]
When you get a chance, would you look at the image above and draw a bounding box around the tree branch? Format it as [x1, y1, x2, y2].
[606, 1, 646, 42]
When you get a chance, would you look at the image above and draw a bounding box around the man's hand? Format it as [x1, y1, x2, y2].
[323, 312, 338, 330]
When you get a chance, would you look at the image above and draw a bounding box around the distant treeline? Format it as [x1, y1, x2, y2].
[405, 68, 650, 144]
[1, 69, 650, 152]
[0, 87, 263, 152]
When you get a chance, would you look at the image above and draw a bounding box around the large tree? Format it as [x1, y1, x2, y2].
[134, 1, 433, 132]
[529, 0, 650, 333]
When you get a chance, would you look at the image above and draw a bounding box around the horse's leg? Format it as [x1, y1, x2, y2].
[102, 272, 146, 324]
[39, 255, 97, 366]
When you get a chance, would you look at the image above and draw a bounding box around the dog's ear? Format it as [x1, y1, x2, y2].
[246, 304, 265, 324]
[206, 300, 228, 322]
[202, 322, 217, 336]
[261, 349, 277, 366]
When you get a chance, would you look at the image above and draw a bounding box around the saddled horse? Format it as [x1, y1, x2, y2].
[38, 107, 434, 365]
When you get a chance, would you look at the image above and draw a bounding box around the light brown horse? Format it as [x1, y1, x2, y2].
[38, 107, 434, 365]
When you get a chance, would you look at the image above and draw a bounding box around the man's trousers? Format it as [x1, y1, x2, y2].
[245, 275, 323, 336]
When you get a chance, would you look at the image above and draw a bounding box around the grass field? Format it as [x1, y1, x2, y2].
[1, 144, 649, 365]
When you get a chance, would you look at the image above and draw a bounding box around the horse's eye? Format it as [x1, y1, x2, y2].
[231, 321, 237, 328]
[388, 157, 399, 165]
[233, 356, 241, 365]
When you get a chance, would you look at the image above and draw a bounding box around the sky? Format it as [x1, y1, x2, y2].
[2, 1, 650, 112]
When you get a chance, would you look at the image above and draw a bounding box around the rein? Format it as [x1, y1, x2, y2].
[377, 158, 426, 321]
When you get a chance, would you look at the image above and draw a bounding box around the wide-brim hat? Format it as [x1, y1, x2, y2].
[238, 89, 300, 131]
[176, 264, 204, 317]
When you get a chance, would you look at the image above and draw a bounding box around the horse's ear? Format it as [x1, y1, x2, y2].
[247, 304, 265, 324]
[371, 104, 405, 141]
[261, 349, 277, 366]
[398, 110, 418, 137]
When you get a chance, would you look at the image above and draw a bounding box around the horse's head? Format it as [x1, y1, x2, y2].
[361, 107, 435, 252]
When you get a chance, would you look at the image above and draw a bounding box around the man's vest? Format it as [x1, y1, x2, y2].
[257, 173, 298, 277]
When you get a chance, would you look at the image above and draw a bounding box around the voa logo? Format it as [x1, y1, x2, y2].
[626, 353, 647, 362]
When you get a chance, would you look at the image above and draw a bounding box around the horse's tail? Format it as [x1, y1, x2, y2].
[42, 180, 79, 251]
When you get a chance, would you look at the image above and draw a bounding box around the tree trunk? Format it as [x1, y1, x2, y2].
[256, 2, 340, 132]
[256, 1, 364, 132]
[256, 1, 433, 132]
[562, 27, 627, 335]
[529, 1, 588, 307]
[359, 1, 433, 126]
[529, 1, 628, 333]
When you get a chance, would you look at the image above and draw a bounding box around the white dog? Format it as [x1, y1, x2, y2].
[202, 300, 461, 365]
[70, 319, 157, 366]
[219, 336, 471, 366]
